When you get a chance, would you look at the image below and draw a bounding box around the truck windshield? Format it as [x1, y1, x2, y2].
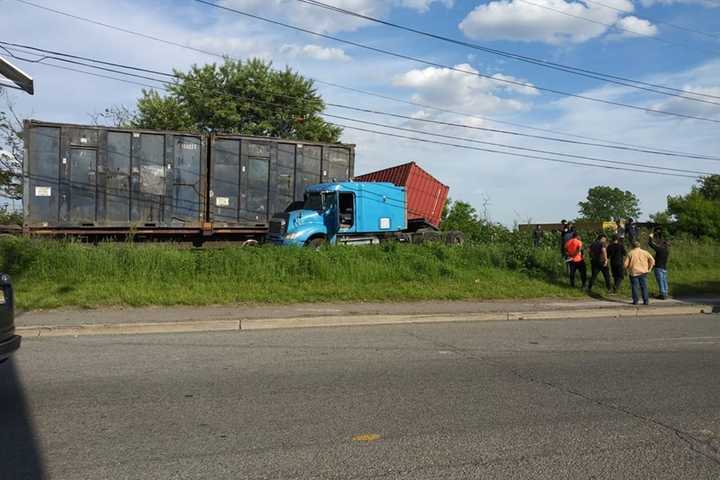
[304, 192, 324, 211]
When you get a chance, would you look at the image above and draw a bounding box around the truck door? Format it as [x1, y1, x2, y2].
[338, 191, 355, 232]
[323, 191, 339, 239]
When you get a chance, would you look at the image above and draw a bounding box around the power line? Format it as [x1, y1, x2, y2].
[8, 42, 720, 168]
[192, 0, 720, 124]
[0, 44, 172, 85]
[515, 0, 720, 55]
[313, 80, 718, 159]
[13, 57, 164, 90]
[581, 0, 720, 40]
[330, 122, 700, 179]
[0, 42, 175, 78]
[322, 113, 718, 175]
[297, 0, 720, 103]
[11, 0, 719, 157]
[324, 103, 720, 162]
[7, 49, 705, 180]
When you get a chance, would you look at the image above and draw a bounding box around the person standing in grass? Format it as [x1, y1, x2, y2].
[565, 232, 586, 289]
[624, 240, 655, 305]
[588, 234, 611, 293]
[533, 225, 544, 247]
[626, 218, 639, 246]
[559, 220, 570, 259]
[616, 219, 625, 244]
[606, 235, 627, 293]
[649, 232, 670, 300]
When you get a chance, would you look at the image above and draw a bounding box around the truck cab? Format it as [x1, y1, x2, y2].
[269, 182, 406, 247]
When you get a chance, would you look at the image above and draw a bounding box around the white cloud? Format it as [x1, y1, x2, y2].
[653, 86, 720, 118]
[220, 0, 453, 33]
[280, 44, 351, 61]
[639, 0, 718, 6]
[399, 0, 454, 12]
[393, 64, 538, 115]
[615, 15, 658, 37]
[458, 0, 658, 44]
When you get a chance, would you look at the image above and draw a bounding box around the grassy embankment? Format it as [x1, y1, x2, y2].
[1, 236, 718, 310]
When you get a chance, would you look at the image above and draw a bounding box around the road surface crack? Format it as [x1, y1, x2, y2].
[402, 329, 720, 468]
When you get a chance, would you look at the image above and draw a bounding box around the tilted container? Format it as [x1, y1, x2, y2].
[354, 162, 448, 230]
[23, 120, 206, 231]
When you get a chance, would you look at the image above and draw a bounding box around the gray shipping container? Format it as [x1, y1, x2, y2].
[208, 133, 355, 228]
[23, 120, 355, 236]
[24, 120, 207, 230]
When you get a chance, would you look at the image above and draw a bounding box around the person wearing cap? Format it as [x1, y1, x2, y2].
[649, 232, 670, 300]
[624, 240, 655, 305]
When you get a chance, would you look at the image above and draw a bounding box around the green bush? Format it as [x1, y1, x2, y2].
[1, 236, 717, 310]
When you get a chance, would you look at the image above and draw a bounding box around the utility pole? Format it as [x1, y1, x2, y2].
[0, 55, 34, 95]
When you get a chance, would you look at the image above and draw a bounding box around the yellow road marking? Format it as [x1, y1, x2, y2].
[352, 433, 381, 442]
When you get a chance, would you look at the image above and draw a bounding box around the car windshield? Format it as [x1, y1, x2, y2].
[304, 192, 324, 211]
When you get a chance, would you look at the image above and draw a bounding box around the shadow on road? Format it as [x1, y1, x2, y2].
[0, 358, 46, 480]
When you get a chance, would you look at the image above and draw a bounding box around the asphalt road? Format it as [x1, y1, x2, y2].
[2, 314, 720, 479]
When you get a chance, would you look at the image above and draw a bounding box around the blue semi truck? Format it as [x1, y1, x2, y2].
[268, 181, 463, 247]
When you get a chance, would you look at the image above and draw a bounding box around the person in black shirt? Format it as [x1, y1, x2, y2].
[649, 233, 670, 299]
[606, 234, 627, 293]
[533, 225, 544, 247]
[588, 234, 611, 293]
[626, 218, 639, 246]
[559, 220, 569, 259]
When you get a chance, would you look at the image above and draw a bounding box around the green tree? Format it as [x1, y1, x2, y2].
[667, 175, 720, 239]
[441, 199, 510, 243]
[0, 89, 23, 200]
[577, 186, 641, 221]
[128, 58, 341, 142]
[441, 200, 479, 234]
[697, 175, 720, 201]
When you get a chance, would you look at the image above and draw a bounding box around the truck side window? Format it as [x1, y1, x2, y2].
[338, 192, 354, 228]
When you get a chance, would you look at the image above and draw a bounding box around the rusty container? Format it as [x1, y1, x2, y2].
[354, 162, 448, 230]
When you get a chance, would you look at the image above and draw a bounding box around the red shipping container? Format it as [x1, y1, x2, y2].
[355, 162, 448, 230]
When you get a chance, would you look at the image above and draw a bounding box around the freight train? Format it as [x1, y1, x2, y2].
[22, 120, 354, 244]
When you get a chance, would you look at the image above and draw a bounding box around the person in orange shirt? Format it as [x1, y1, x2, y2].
[565, 232, 586, 289]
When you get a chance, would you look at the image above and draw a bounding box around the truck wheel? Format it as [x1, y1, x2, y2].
[306, 237, 326, 249]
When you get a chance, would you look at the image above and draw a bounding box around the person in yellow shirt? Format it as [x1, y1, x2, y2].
[624, 241, 655, 305]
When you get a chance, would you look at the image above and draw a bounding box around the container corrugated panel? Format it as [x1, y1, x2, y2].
[208, 134, 355, 227]
[23, 120, 207, 229]
[355, 162, 448, 229]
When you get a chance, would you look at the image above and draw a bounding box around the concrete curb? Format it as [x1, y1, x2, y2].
[16, 304, 715, 338]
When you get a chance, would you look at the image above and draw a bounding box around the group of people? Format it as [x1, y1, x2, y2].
[558, 220, 670, 305]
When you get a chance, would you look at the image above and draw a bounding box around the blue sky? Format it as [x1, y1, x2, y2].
[2, 0, 719, 224]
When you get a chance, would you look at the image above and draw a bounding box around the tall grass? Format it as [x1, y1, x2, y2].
[1, 236, 717, 310]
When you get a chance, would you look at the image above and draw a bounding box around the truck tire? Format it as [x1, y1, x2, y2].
[306, 236, 326, 249]
[445, 231, 465, 246]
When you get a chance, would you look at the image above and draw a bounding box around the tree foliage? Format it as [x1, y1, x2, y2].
[667, 175, 720, 239]
[0, 89, 23, 200]
[126, 58, 341, 142]
[441, 199, 510, 243]
[577, 186, 641, 221]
